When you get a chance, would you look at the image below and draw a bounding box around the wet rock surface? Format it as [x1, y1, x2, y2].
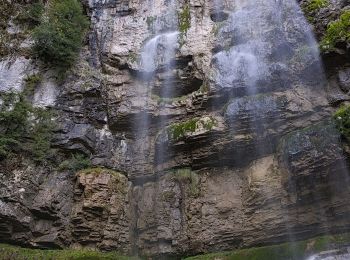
[1, 0, 350, 258]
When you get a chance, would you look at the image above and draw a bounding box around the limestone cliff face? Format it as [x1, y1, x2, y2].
[0, 0, 350, 258]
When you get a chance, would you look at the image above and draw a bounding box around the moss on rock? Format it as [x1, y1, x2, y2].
[171, 168, 200, 197]
[334, 105, 350, 142]
[167, 116, 218, 141]
[320, 10, 350, 51]
[303, 0, 329, 13]
[178, 3, 191, 46]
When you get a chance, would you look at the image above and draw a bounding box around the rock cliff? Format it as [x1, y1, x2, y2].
[0, 0, 350, 258]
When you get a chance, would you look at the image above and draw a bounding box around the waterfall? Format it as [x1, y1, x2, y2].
[213, 0, 326, 162]
[212, 0, 349, 253]
[134, 0, 179, 255]
[213, 0, 324, 94]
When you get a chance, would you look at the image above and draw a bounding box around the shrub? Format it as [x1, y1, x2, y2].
[167, 117, 217, 141]
[15, 1, 45, 27]
[320, 10, 350, 51]
[32, 0, 89, 72]
[0, 93, 31, 158]
[303, 0, 328, 13]
[24, 74, 42, 96]
[58, 153, 91, 172]
[28, 108, 55, 163]
[0, 92, 54, 162]
[172, 168, 200, 197]
[334, 105, 350, 142]
[178, 4, 191, 45]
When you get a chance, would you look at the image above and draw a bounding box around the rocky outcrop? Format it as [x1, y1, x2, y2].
[0, 159, 73, 248]
[70, 168, 130, 253]
[1, 0, 350, 258]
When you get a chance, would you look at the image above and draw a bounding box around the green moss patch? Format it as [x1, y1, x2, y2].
[0, 92, 55, 163]
[23, 74, 42, 96]
[0, 244, 133, 260]
[178, 3, 191, 46]
[167, 117, 217, 141]
[171, 168, 200, 197]
[303, 0, 329, 13]
[320, 10, 350, 51]
[334, 105, 350, 142]
[186, 233, 350, 260]
[58, 153, 91, 172]
[32, 0, 89, 73]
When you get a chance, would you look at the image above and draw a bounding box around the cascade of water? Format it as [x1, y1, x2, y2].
[140, 31, 179, 74]
[138, 0, 179, 169]
[134, 0, 179, 255]
[212, 0, 350, 253]
[213, 0, 324, 94]
[135, 0, 179, 163]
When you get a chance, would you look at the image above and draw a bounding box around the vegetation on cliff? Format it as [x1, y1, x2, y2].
[167, 117, 217, 141]
[171, 168, 200, 197]
[58, 153, 92, 172]
[303, 0, 329, 13]
[334, 105, 350, 142]
[178, 3, 191, 45]
[0, 92, 54, 163]
[32, 0, 89, 73]
[320, 10, 350, 51]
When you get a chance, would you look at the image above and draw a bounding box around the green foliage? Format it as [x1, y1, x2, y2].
[0, 92, 54, 162]
[303, 0, 328, 13]
[146, 16, 157, 31]
[185, 233, 350, 260]
[168, 118, 198, 141]
[58, 153, 92, 172]
[0, 1, 44, 57]
[0, 0, 16, 57]
[334, 105, 350, 141]
[0, 93, 30, 158]
[28, 108, 55, 163]
[171, 168, 200, 197]
[15, 1, 45, 27]
[178, 4, 191, 46]
[167, 117, 217, 141]
[24, 74, 42, 96]
[320, 10, 350, 51]
[0, 243, 133, 260]
[32, 0, 89, 72]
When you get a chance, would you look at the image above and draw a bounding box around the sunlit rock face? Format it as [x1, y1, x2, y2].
[0, 58, 32, 92]
[1, 0, 350, 258]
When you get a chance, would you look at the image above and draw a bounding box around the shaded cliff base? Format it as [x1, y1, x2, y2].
[2, 232, 350, 260]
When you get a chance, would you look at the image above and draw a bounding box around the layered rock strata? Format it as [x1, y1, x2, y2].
[1, 0, 350, 258]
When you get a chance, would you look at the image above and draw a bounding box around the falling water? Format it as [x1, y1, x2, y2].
[134, 0, 179, 255]
[212, 0, 349, 257]
[135, 0, 179, 166]
[213, 0, 324, 94]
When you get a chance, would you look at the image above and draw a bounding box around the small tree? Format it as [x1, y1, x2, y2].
[0, 92, 55, 163]
[32, 0, 89, 72]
